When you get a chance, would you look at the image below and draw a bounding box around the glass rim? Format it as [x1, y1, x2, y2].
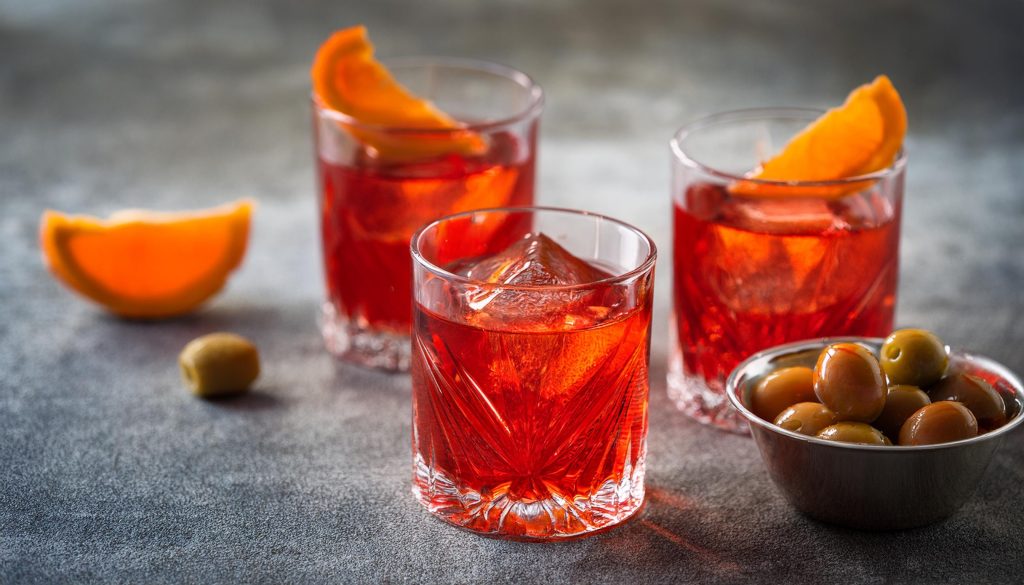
[670, 107, 908, 187]
[312, 56, 545, 134]
[410, 206, 658, 292]
[725, 337, 1024, 452]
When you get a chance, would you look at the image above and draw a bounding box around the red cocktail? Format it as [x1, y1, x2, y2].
[669, 108, 906, 432]
[411, 209, 656, 540]
[312, 47, 542, 370]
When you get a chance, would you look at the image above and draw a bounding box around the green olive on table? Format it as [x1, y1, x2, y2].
[817, 422, 890, 445]
[899, 401, 978, 446]
[179, 333, 260, 398]
[928, 372, 1007, 430]
[880, 329, 948, 388]
[813, 343, 887, 422]
[751, 366, 817, 422]
[874, 385, 931, 440]
[773, 402, 837, 436]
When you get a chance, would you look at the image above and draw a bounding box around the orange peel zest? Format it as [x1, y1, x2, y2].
[311, 25, 485, 161]
[732, 75, 906, 198]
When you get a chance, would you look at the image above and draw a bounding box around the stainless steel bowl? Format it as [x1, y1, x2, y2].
[726, 337, 1024, 530]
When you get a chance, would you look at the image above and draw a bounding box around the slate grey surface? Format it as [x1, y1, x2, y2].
[2, 0, 1024, 583]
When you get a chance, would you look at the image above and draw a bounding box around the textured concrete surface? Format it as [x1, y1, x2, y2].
[2, 0, 1024, 583]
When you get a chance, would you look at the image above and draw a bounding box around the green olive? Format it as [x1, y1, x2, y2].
[899, 401, 978, 446]
[179, 333, 260, 398]
[813, 343, 887, 422]
[816, 422, 889, 445]
[773, 402, 837, 436]
[928, 372, 1007, 431]
[751, 366, 817, 422]
[880, 329, 948, 387]
[874, 385, 931, 440]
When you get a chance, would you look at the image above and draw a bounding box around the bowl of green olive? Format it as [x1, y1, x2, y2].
[726, 330, 1024, 530]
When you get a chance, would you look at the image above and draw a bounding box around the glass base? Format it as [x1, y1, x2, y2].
[320, 302, 410, 372]
[412, 452, 645, 541]
[667, 350, 749, 434]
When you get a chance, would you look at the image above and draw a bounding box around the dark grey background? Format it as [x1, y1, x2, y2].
[2, 0, 1023, 583]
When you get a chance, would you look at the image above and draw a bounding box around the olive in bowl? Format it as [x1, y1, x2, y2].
[751, 366, 816, 423]
[899, 401, 978, 446]
[726, 337, 1023, 530]
[774, 402, 837, 436]
[880, 328, 948, 388]
[813, 343, 887, 422]
[817, 422, 890, 446]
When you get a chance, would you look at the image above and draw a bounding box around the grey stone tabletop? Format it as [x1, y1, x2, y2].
[3, 0, 1023, 583]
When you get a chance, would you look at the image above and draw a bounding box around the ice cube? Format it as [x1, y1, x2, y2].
[827, 190, 893, 230]
[720, 197, 838, 235]
[456, 233, 616, 328]
[463, 233, 609, 286]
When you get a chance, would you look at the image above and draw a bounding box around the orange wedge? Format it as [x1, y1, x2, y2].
[857, 75, 907, 172]
[311, 25, 484, 160]
[734, 75, 906, 197]
[40, 200, 253, 319]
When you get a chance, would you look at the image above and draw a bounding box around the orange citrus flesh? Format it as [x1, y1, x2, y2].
[733, 75, 906, 197]
[311, 25, 484, 161]
[40, 200, 253, 319]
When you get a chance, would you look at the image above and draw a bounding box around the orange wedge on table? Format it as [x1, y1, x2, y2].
[312, 25, 485, 161]
[40, 200, 253, 319]
[734, 75, 907, 197]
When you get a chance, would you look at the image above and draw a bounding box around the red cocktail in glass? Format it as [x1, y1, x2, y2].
[313, 58, 542, 370]
[411, 208, 656, 540]
[669, 109, 905, 432]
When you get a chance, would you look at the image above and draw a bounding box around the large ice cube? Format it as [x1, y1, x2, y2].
[720, 197, 839, 235]
[463, 233, 609, 286]
[826, 190, 893, 230]
[456, 233, 617, 329]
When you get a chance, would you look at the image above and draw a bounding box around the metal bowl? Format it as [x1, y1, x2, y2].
[726, 337, 1024, 530]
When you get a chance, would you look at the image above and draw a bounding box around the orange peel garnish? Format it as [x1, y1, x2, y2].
[733, 75, 906, 198]
[40, 200, 253, 319]
[311, 25, 484, 161]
